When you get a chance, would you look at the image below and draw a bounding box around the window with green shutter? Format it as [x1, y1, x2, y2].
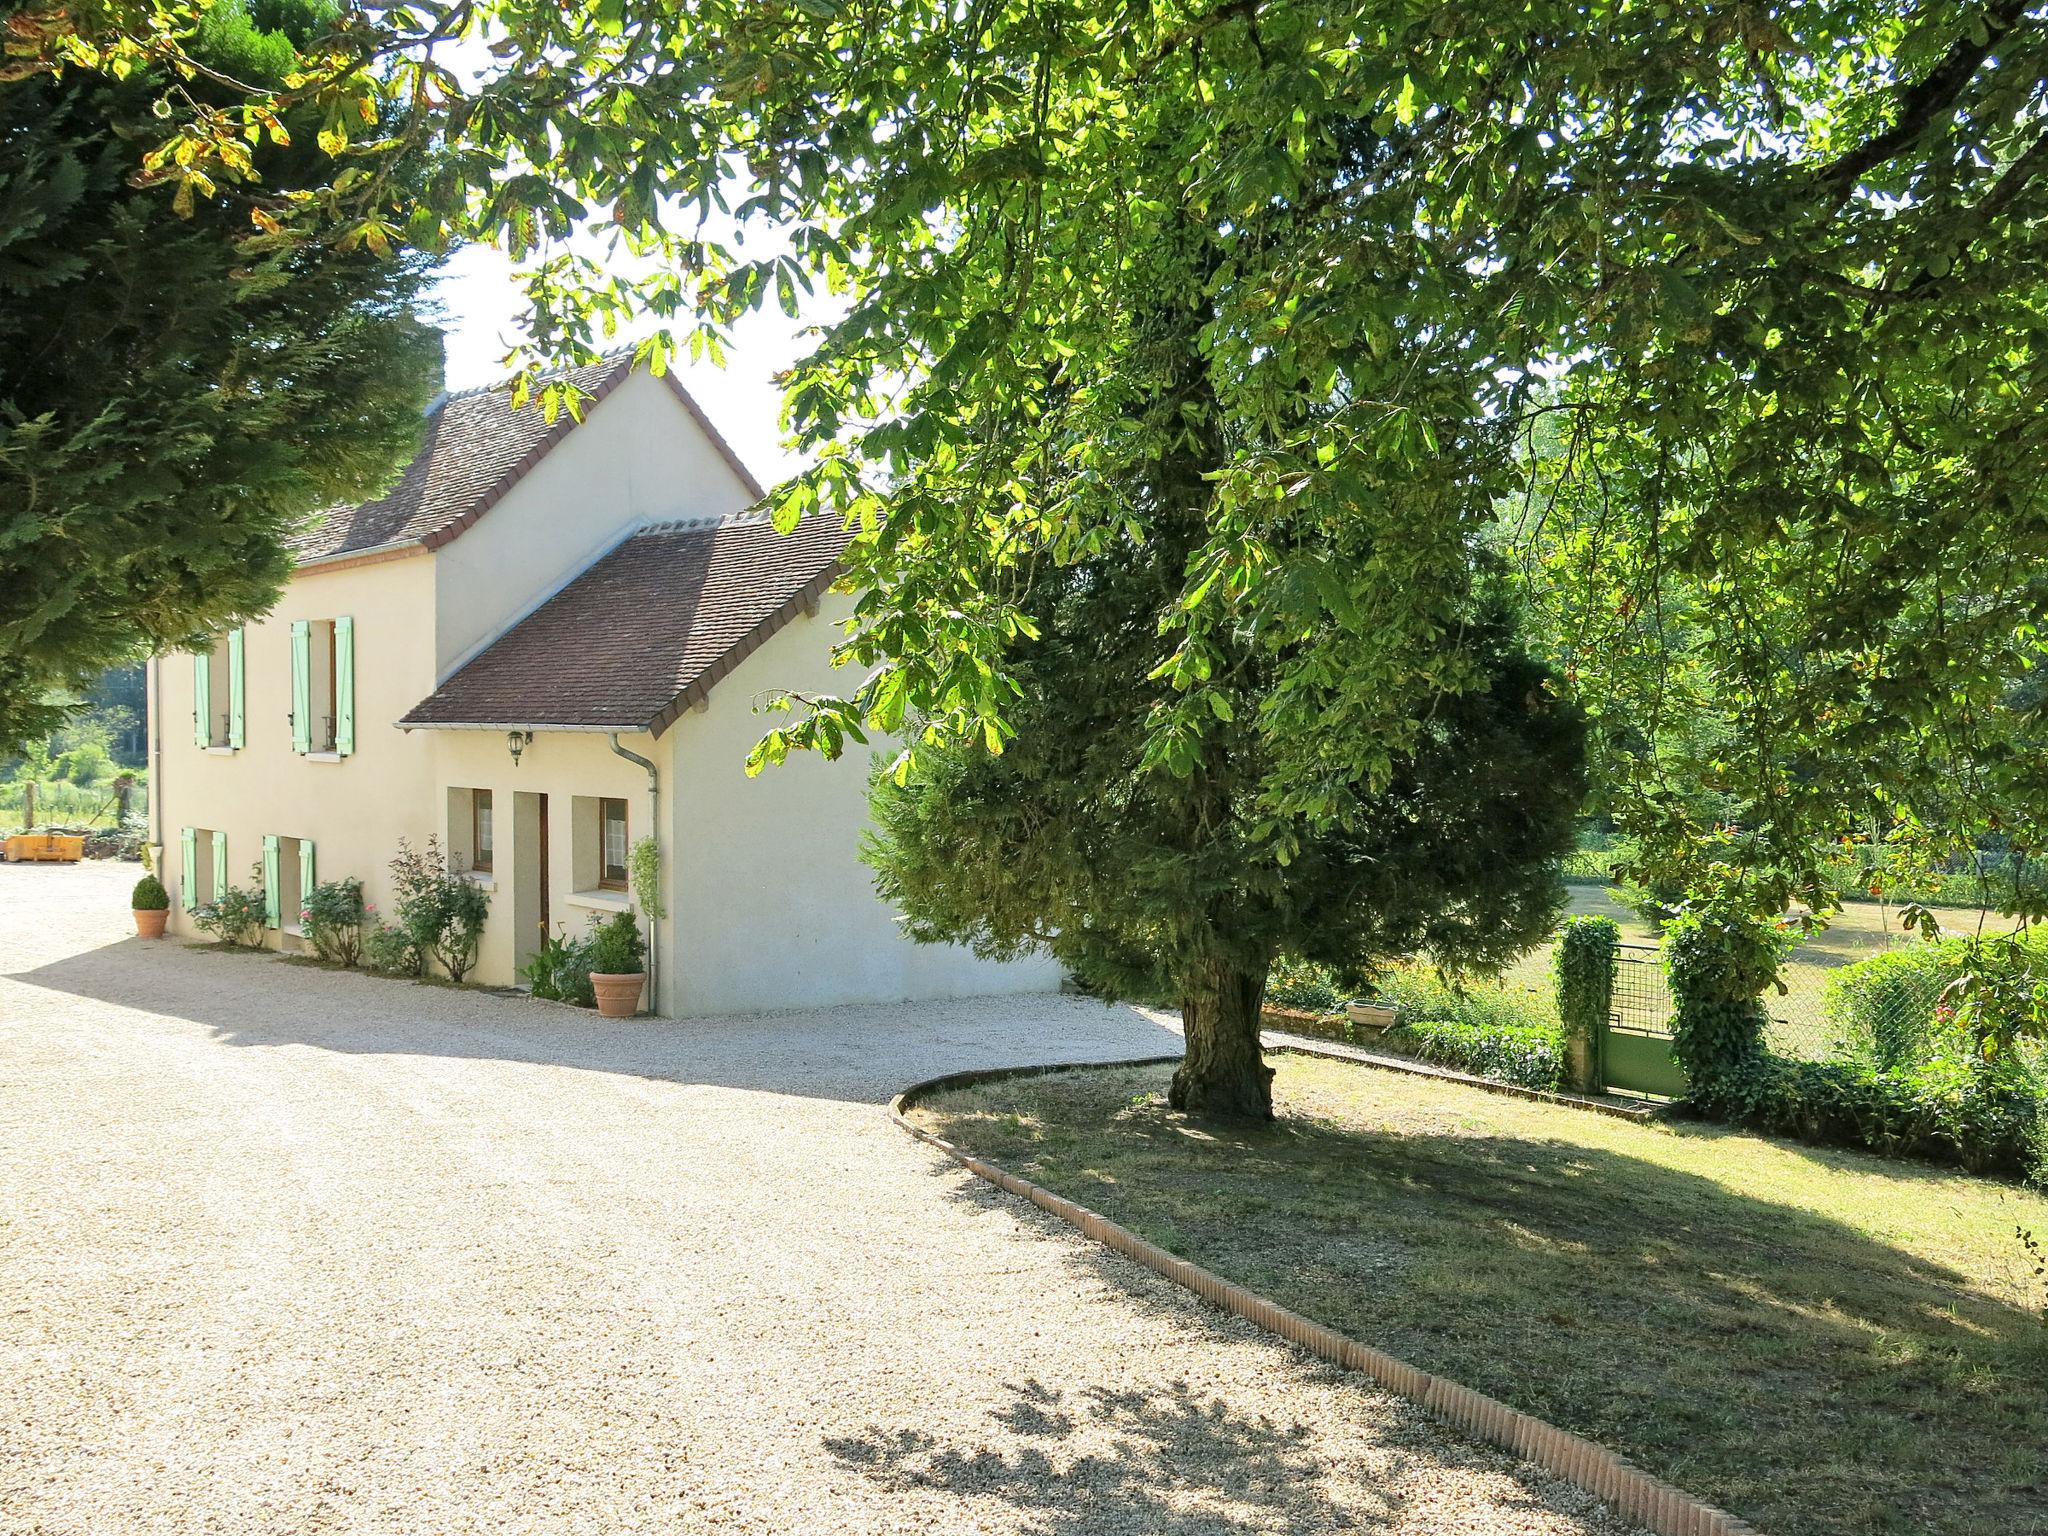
[291, 621, 312, 754]
[192, 651, 210, 748]
[227, 628, 246, 749]
[211, 831, 229, 905]
[291, 618, 352, 756]
[335, 615, 355, 756]
[180, 827, 198, 911]
[262, 834, 281, 929]
[298, 839, 316, 903]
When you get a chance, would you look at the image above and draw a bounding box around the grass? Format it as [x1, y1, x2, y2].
[911, 1056, 2048, 1536]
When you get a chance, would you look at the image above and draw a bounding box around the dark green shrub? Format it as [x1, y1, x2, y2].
[1382, 1016, 1566, 1091]
[130, 873, 169, 911]
[1555, 915, 1617, 1086]
[363, 917, 421, 976]
[1665, 908, 1786, 1085]
[522, 928, 596, 1006]
[587, 910, 646, 976]
[390, 837, 491, 982]
[1691, 1050, 2043, 1177]
[301, 877, 366, 967]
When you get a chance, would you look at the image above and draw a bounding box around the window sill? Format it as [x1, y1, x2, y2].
[305, 751, 345, 763]
[203, 745, 236, 756]
[462, 871, 496, 890]
[565, 888, 632, 914]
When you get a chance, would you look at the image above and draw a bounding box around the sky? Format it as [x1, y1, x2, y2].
[427, 243, 816, 487]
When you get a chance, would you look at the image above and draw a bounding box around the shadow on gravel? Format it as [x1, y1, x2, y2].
[825, 1375, 1575, 1535]
[7, 939, 1178, 1106]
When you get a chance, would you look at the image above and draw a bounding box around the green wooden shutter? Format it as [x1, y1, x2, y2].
[180, 827, 198, 911]
[192, 651, 211, 747]
[262, 834, 281, 928]
[227, 628, 246, 749]
[212, 832, 229, 906]
[290, 621, 312, 754]
[299, 840, 316, 910]
[334, 616, 355, 756]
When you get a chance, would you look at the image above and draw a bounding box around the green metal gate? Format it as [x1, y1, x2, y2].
[1599, 943, 1687, 1098]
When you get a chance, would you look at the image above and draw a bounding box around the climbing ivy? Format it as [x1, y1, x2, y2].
[1555, 914, 1619, 1066]
[1665, 909, 1787, 1088]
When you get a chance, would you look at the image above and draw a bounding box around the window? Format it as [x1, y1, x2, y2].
[472, 789, 494, 873]
[291, 616, 354, 757]
[180, 827, 226, 911]
[599, 797, 628, 889]
[193, 630, 243, 749]
[309, 621, 338, 753]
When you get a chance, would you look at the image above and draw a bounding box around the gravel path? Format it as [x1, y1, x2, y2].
[1, 860, 1642, 1536]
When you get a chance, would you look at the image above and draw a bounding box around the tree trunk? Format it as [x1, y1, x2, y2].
[1169, 957, 1274, 1120]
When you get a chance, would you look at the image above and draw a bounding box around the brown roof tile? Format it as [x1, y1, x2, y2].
[287, 354, 763, 563]
[398, 514, 851, 736]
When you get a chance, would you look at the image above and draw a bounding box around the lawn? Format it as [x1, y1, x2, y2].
[910, 1056, 2048, 1536]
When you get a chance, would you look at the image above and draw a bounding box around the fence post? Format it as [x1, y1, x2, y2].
[1555, 915, 1619, 1094]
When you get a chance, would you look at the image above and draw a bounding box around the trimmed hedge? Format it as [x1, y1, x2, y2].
[1382, 1016, 1566, 1091]
[1691, 1050, 2044, 1178]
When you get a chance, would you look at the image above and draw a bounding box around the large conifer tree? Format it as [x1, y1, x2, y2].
[0, 0, 438, 749]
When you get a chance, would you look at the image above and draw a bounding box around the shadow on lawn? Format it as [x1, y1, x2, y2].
[918, 1067, 2048, 1536]
[825, 1373, 1592, 1536]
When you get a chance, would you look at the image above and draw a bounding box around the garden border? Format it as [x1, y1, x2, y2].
[891, 1058, 1760, 1536]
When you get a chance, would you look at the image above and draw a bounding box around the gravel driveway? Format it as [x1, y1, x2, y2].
[1, 860, 1641, 1536]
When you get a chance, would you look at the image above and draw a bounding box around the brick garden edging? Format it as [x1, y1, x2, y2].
[891, 1060, 1762, 1536]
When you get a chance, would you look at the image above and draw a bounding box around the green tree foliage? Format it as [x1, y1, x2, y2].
[867, 514, 1585, 1117]
[28, 3, 2048, 928]
[0, 0, 438, 750]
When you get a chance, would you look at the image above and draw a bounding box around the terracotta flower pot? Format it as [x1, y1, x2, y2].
[590, 971, 645, 1019]
[134, 908, 169, 939]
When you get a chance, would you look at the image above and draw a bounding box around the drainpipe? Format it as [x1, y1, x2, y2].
[607, 732, 660, 1014]
[149, 655, 164, 863]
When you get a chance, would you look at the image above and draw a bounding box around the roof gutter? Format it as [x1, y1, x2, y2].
[293, 538, 428, 574]
[394, 720, 646, 734]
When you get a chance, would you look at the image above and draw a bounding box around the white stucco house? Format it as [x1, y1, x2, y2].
[147, 354, 1059, 1015]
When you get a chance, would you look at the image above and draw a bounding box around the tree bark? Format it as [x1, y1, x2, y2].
[1169, 957, 1274, 1120]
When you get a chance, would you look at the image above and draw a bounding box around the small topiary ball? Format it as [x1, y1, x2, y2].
[131, 874, 170, 911]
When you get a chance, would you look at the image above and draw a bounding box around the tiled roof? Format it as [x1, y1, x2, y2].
[398, 513, 851, 736]
[287, 353, 763, 563]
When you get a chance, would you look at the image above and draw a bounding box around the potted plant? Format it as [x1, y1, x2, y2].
[586, 909, 647, 1018]
[131, 873, 170, 938]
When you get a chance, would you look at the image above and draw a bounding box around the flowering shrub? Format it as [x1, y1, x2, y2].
[194, 865, 266, 947]
[363, 917, 420, 976]
[390, 837, 490, 982]
[301, 877, 367, 967]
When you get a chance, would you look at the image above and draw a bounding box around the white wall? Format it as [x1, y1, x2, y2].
[663, 595, 1063, 1016]
[432, 372, 759, 677]
[425, 728, 660, 1002]
[153, 552, 442, 940]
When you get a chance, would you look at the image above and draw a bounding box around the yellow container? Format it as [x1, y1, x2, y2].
[4, 833, 86, 863]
